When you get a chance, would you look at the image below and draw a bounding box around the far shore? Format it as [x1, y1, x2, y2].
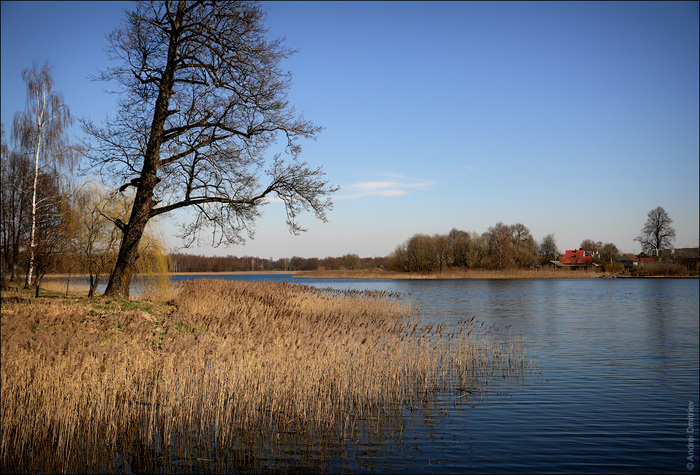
[43, 270, 295, 278]
[39, 268, 698, 281]
[40, 269, 617, 280]
[293, 268, 611, 279]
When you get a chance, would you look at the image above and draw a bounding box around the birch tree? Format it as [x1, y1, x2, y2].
[83, 1, 337, 297]
[12, 61, 75, 289]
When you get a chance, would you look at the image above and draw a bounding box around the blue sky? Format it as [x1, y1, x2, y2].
[2, 1, 698, 259]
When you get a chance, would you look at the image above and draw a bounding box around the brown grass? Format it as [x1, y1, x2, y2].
[39, 278, 92, 296]
[1, 279, 530, 473]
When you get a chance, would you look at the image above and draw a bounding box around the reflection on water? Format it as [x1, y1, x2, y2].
[45, 275, 698, 473]
[112, 369, 533, 474]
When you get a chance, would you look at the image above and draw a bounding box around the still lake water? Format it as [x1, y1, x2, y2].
[61, 274, 700, 473]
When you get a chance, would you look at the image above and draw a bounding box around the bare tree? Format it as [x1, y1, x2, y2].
[1, 126, 33, 281]
[579, 239, 599, 251]
[635, 206, 676, 255]
[12, 61, 74, 288]
[510, 223, 537, 268]
[448, 228, 471, 268]
[30, 170, 67, 297]
[83, 0, 337, 297]
[599, 242, 619, 265]
[466, 232, 489, 268]
[485, 222, 513, 270]
[70, 184, 124, 297]
[538, 233, 559, 264]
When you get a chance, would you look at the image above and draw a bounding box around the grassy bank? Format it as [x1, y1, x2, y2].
[1, 279, 530, 473]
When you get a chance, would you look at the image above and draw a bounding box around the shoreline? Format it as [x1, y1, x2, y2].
[43, 270, 296, 278]
[36, 269, 698, 281]
[294, 269, 608, 280]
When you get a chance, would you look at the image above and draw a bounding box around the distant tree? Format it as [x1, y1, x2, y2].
[12, 60, 76, 288]
[579, 239, 599, 251]
[448, 228, 471, 268]
[341, 253, 362, 270]
[510, 223, 537, 268]
[83, 1, 337, 297]
[405, 234, 435, 272]
[599, 242, 619, 265]
[387, 243, 409, 272]
[466, 232, 489, 268]
[538, 233, 559, 264]
[485, 222, 513, 269]
[389, 234, 441, 272]
[434, 234, 451, 271]
[635, 206, 676, 254]
[289, 256, 318, 271]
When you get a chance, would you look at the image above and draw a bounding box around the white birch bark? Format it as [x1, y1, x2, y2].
[24, 135, 41, 288]
[24, 91, 45, 289]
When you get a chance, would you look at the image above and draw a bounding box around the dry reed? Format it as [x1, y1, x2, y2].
[1, 279, 530, 473]
[38, 277, 92, 296]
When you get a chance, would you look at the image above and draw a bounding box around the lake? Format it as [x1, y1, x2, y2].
[56, 274, 700, 473]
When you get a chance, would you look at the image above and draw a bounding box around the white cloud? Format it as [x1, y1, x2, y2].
[336, 176, 434, 199]
[354, 181, 400, 190]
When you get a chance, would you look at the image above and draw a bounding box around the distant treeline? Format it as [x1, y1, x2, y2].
[19, 221, 628, 276]
[170, 253, 385, 273]
[171, 222, 567, 274]
[384, 224, 563, 272]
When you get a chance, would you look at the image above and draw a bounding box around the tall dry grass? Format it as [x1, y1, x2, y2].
[1, 279, 530, 473]
[39, 277, 92, 296]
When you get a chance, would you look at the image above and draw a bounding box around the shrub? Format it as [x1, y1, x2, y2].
[631, 262, 689, 277]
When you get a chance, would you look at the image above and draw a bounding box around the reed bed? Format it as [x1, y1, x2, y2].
[1, 279, 530, 473]
[38, 277, 92, 296]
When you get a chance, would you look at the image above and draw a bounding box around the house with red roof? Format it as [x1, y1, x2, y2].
[554, 249, 598, 269]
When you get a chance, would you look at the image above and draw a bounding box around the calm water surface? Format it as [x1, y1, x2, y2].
[60, 274, 700, 473]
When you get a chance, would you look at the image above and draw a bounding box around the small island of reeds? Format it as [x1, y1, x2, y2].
[1, 279, 531, 473]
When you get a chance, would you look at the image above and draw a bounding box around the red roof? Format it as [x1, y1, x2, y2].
[559, 249, 592, 264]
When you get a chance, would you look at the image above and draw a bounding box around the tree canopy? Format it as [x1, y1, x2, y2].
[83, 0, 338, 296]
[635, 206, 676, 254]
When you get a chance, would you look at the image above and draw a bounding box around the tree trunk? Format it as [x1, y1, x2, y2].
[88, 271, 98, 298]
[103, 4, 182, 298]
[24, 134, 41, 289]
[103, 183, 154, 298]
